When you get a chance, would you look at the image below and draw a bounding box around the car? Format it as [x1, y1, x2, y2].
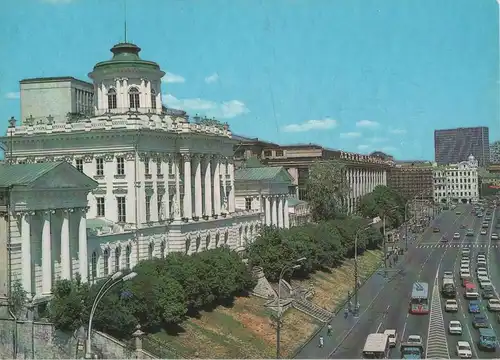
[446, 299, 459, 312]
[488, 299, 500, 312]
[496, 223, 500, 229]
[468, 300, 481, 313]
[443, 271, 453, 279]
[449, 320, 463, 335]
[463, 278, 472, 287]
[453, 233, 461, 239]
[480, 279, 493, 289]
[483, 288, 495, 299]
[477, 270, 488, 278]
[407, 335, 423, 345]
[456, 211, 462, 215]
[481, 229, 487, 235]
[461, 260, 470, 266]
[477, 256, 486, 262]
[478, 251, 486, 256]
[478, 213, 483, 217]
[441, 236, 449, 243]
[492, 233, 499, 240]
[473, 314, 489, 328]
[456, 341, 472, 358]
[466, 229, 474, 236]
[486, 216, 492, 221]
[460, 270, 471, 279]
[433, 227, 440, 233]
[482, 222, 489, 228]
[383, 329, 397, 347]
[461, 224, 466, 229]
[462, 249, 470, 256]
[477, 260, 487, 268]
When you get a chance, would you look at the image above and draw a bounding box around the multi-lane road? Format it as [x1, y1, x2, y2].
[331, 204, 500, 359]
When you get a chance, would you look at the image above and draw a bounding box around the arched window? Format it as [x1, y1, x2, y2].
[91, 251, 98, 280]
[103, 249, 109, 276]
[151, 89, 157, 109]
[160, 241, 166, 258]
[114, 247, 121, 272]
[129, 87, 140, 109]
[108, 88, 117, 109]
[148, 242, 154, 260]
[125, 245, 131, 269]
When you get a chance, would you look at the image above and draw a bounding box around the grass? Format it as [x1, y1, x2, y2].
[145, 249, 383, 359]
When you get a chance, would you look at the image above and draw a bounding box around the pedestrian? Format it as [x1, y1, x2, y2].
[327, 323, 332, 336]
[344, 307, 349, 319]
[319, 335, 324, 348]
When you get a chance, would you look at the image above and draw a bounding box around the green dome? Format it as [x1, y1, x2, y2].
[89, 42, 164, 76]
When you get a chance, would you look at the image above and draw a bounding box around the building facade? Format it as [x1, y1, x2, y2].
[388, 165, 434, 200]
[433, 155, 479, 204]
[1, 42, 262, 288]
[434, 127, 490, 166]
[490, 141, 500, 164]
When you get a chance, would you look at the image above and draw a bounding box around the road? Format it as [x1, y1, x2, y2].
[328, 203, 500, 359]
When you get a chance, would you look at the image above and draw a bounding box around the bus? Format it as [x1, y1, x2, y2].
[409, 282, 429, 314]
[362, 333, 390, 359]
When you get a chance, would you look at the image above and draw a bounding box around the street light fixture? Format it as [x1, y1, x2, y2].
[85, 271, 137, 359]
[276, 257, 306, 359]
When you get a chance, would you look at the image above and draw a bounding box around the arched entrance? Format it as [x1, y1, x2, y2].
[461, 199, 468, 204]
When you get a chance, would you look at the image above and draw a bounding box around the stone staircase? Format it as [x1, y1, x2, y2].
[292, 298, 333, 323]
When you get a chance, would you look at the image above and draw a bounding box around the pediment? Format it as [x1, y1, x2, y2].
[271, 168, 294, 185]
[28, 162, 98, 190]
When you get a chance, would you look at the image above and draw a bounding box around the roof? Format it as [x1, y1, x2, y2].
[288, 198, 306, 207]
[20, 76, 92, 87]
[363, 334, 388, 352]
[232, 134, 278, 146]
[0, 162, 61, 186]
[235, 166, 293, 183]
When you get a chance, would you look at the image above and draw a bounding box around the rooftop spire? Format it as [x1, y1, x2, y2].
[124, 0, 128, 43]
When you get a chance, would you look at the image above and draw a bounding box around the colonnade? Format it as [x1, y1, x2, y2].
[262, 195, 289, 228]
[347, 168, 387, 213]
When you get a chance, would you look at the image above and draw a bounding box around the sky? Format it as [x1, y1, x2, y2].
[1, 0, 499, 160]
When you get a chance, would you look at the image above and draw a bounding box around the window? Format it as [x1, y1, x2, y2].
[148, 242, 154, 260]
[145, 195, 151, 222]
[129, 87, 140, 109]
[125, 245, 131, 269]
[114, 247, 120, 272]
[103, 249, 109, 276]
[263, 150, 272, 157]
[117, 196, 126, 222]
[116, 157, 125, 175]
[245, 197, 252, 210]
[168, 161, 174, 175]
[276, 150, 284, 157]
[157, 193, 163, 220]
[96, 158, 104, 176]
[108, 88, 117, 109]
[76, 159, 84, 172]
[144, 157, 150, 174]
[151, 89, 157, 109]
[91, 251, 98, 280]
[156, 158, 162, 175]
[96, 197, 105, 217]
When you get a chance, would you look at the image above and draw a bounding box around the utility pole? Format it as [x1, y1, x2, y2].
[383, 216, 387, 277]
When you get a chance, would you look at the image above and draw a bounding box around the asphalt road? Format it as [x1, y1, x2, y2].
[330, 204, 479, 359]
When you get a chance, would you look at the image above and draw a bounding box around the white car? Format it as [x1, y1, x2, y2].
[477, 260, 487, 267]
[457, 341, 472, 358]
[383, 329, 397, 347]
[477, 255, 486, 261]
[445, 299, 458, 312]
[476, 267, 487, 274]
[480, 279, 492, 289]
[460, 270, 471, 279]
[460, 262, 470, 269]
[407, 335, 422, 345]
[481, 229, 487, 235]
[488, 299, 500, 311]
[448, 320, 463, 335]
[492, 233, 499, 240]
[453, 233, 461, 239]
[477, 270, 488, 278]
[443, 271, 453, 279]
[462, 249, 470, 256]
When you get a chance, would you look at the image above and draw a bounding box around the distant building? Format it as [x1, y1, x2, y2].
[490, 141, 500, 164]
[388, 164, 434, 200]
[434, 127, 490, 166]
[433, 155, 479, 204]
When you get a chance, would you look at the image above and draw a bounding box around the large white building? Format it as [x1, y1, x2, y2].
[433, 154, 479, 204]
[1, 42, 291, 298]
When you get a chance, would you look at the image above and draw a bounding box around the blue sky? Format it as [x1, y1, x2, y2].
[1, 0, 499, 160]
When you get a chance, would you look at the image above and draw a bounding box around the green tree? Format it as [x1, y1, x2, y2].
[49, 279, 86, 332]
[9, 279, 27, 317]
[305, 160, 350, 221]
[358, 185, 405, 228]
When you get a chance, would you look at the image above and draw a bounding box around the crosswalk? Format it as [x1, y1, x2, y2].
[417, 243, 499, 249]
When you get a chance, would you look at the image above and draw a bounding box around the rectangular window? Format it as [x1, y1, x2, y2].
[169, 161, 174, 174]
[96, 158, 104, 176]
[151, 93, 157, 109]
[96, 197, 105, 217]
[157, 158, 162, 175]
[144, 157, 150, 174]
[157, 193, 163, 220]
[145, 195, 151, 222]
[116, 157, 125, 175]
[245, 197, 252, 210]
[108, 93, 117, 109]
[117, 197, 126, 222]
[263, 150, 272, 157]
[275, 150, 284, 157]
[75, 159, 84, 172]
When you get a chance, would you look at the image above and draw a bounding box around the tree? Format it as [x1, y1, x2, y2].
[49, 279, 87, 332]
[305, 160, 350, 221]
[358, 185, 405, 228]
[9, 279, 27, 318]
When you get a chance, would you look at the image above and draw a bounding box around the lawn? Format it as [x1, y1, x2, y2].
[144, 249, 383, 359]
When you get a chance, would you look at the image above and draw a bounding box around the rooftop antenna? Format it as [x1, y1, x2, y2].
[124, 0, 128, 43]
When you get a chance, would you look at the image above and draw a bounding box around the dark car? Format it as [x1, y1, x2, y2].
[441, 236, 449, 243]
[433, 227, 440, 233]
[473, 314, 489, 328]
[483, 288, 495, 300]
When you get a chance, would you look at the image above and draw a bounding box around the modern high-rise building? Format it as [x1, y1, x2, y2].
[434, 127, 490, 166]
[490, 141, 500, 164]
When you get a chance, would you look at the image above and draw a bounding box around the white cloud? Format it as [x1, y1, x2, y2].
[356, 120, 379, 128]
[5, 92, 20, 100]
[340, 132, 362, 139]
[357, 144, 370, 151]
[163, 93, 248, 119]
[282, 118, 337, 133]
[162, 72, 186, 84]
[204, 73, 219, 84]
[389, 128, 407, 134]
[369, 136, 387, 143]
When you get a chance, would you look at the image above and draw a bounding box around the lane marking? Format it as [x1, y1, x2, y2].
[426, 264, 450, 359]
[376, 322, 383, 333]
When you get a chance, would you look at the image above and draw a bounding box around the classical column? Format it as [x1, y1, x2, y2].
[265, 196, 271, 225]
[204, 156, 212, 216]
[78, 208, 88, 283]
[21, 212, 31, 293]
[271, 197, 278, 226]
[41, 210, 53, 294]
[114, 78, 121, 109]
[140, 78, 146, 109]
[221, 159, 228, 213]
[174, 154, 181, 220]
[228, 160, 235, 213]
[284, 198, 290, 228]
[122, 78, 128, 109]
[182, 153, 193, 219]
[146, 79, 152, 109]
[194, 155, 203, 218]
[60, 209, 71, 280]
[213, 156, 221, 216]
[277, 196, 284, 228]
[383, 170, 387, 185]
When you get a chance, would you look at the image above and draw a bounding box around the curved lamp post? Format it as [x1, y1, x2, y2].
[276, 257, 306, 359]
[85, 271, 137, 359]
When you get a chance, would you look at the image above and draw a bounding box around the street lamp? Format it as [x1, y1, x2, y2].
[276, 257, 306, 359]
[353, 218, 380, 317]
[85, 271, 137, 359]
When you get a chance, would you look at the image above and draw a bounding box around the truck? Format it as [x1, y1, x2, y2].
[400, 340, 424, 359]
[478, 328, 498, 351]
[442, 278, 456, 298]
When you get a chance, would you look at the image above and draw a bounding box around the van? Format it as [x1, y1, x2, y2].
[479, 328, 498, 351]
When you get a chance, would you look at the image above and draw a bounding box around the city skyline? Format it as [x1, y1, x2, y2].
[1, 0, 499, 160]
